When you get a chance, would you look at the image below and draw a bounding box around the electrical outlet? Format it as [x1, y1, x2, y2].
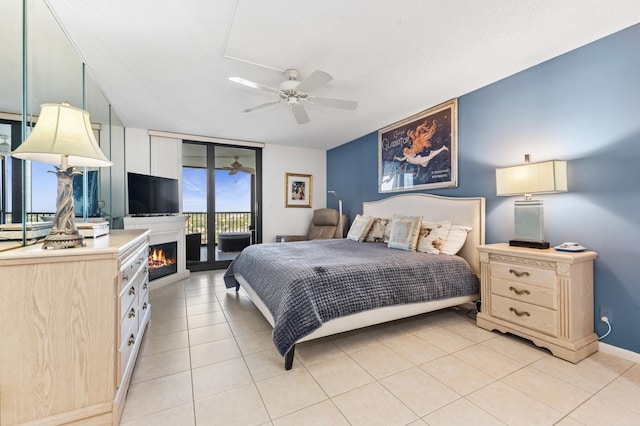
[600, 307, 613, 323]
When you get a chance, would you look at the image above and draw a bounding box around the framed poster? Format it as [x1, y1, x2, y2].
[378, 98, 458, 193]
[285, 173, 312, 208]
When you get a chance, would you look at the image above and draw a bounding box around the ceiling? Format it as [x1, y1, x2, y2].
[32, 1, 640, 150]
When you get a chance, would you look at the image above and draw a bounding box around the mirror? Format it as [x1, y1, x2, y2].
[0, 0, 126, 248]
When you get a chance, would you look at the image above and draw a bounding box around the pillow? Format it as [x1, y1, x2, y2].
[347, 214, 375, 242]
[440, 225, 472, 255]
[365, 217, 390, 243]
[417, 220, 451, 254]
[387, 214, 422, 251]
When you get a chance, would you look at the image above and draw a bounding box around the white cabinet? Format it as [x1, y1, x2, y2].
[0, 230, 150, 425]
[476, 243, 598, 363]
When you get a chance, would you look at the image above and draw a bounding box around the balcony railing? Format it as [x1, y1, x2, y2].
[184, 211, 251, 245]
[4, 211, 251, 247]
[5, 212, 54, 224]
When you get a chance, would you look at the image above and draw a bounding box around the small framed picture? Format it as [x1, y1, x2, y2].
[285, 173, 312, 208]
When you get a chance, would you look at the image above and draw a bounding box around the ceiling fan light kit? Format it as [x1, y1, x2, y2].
[221, 155, 255, 175]
[229, 68, 358, 124]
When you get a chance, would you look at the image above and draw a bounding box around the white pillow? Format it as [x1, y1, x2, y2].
[440, 225, 472, 255]
[347, 214, 375, 242]
[365, 217, 390, 243]
[387, 214, 422, 251]
[417, 220, 451, 254]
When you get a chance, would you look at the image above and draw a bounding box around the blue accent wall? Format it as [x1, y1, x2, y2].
[328, 24, 640, 354]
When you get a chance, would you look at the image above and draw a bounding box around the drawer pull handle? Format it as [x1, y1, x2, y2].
[128, 286, 136, 296]
[509, 307, 531, 317]
[128, 334, 135, 346]
[128, 308, 136, 318]
[509, 286, 530, 296]
[142, 302, 148, 310]
[142, 283, 147, 291]
[509, 269, 530, 278]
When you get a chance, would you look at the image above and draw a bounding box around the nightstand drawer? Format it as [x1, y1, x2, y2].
[491, 294, 557, 336]
[491, 261, 556, 289]
[491, 277, 556, 309]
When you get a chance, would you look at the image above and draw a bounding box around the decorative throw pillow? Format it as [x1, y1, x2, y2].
[440, 225, 472, 255]
[387, 214, 422, 251]
[417, 220, 451, 254]
[346, 214, 375, 242]
[365, 217, 390, 242]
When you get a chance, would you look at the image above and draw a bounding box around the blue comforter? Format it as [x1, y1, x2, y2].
[224, 239, 478, 356]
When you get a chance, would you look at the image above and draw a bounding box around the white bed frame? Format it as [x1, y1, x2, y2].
[235, 193, 486, 369]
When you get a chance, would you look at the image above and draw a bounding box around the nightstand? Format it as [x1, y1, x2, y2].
[476, 243, 598, 363]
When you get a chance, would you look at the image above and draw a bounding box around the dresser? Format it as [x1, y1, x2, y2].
[0, 229, 150, 425]
[476, 243, 598, 363]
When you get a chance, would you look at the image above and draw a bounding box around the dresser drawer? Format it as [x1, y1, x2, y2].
[120, 244, 148, 292]
[490, 294, 557, 336]
[491, 261, 556, 289]
[491, 277, 557, 309]
[120, 301, 139, 344]
[120, 259, 137, 291]
[138, 290, 150, 329]
[119, 325, 137, 383]
[119, 276, 139, 322]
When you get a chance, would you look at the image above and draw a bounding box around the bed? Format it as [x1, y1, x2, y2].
[224, 193, 485, 369]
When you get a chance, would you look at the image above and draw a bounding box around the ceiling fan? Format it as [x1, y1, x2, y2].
[221, 156, 255, 175]
[229, 69, 358, 124]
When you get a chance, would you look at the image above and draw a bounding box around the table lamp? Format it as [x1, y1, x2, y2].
[496, 155, 567, 249]
[12, 102, 113, 249]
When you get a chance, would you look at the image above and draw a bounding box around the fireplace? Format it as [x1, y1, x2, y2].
[148, 241, 178, 281]
[124, 214, 189, 290]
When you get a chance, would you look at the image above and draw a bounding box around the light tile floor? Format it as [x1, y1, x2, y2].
[121, 271, 640, 425]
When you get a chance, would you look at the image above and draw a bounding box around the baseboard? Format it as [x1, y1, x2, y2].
[598, 342, 640, 364]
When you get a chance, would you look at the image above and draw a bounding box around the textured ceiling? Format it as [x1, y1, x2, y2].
[27, 1, 640, 149]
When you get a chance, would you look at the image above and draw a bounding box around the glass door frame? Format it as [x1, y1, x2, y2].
[183, 141, 262, 271]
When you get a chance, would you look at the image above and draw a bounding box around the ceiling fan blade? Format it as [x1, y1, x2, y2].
[296, 70, 332, 93]
[240, 167, 255, 175]
[291, 104, 310, 124]
[242, 101, 280, 113]
[309, 96, 358, 110]
[229, 76, 280, 94]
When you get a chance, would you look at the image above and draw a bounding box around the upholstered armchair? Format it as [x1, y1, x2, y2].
[277, 208, 349, 242]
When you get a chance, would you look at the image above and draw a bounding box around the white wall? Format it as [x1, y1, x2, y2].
[262, 144, 327, 243]
[125, 128, 150, 174]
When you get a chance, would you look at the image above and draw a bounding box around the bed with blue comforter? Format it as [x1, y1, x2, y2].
[224, 238, 479, 367]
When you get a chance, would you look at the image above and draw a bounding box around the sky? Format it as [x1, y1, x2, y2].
[182, 167, 251, 212]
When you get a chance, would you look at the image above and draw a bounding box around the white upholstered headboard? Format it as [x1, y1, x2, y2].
[363, 194, 486, 275]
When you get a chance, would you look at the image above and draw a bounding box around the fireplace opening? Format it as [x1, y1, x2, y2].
[148, 241, 178, 281]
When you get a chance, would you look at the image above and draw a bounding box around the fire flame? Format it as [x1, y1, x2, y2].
[149, 248, 176, 269]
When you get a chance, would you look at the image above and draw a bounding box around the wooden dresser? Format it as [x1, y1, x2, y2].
[476, 243, 598, 363]
[0, 229, 150, 425]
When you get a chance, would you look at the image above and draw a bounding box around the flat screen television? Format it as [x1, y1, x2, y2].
[127, 172, 180, 216]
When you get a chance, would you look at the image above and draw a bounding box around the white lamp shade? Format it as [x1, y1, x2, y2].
[496, 160, 567, 196]
[12, 103, 112, 167]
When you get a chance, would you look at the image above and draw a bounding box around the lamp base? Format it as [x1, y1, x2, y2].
[43, 163, 86, 249]
[43, 230, 85, 249]
[509, 239, 550, 249]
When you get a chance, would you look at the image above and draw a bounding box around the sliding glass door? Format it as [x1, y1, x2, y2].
[182, 142, 261, 270]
